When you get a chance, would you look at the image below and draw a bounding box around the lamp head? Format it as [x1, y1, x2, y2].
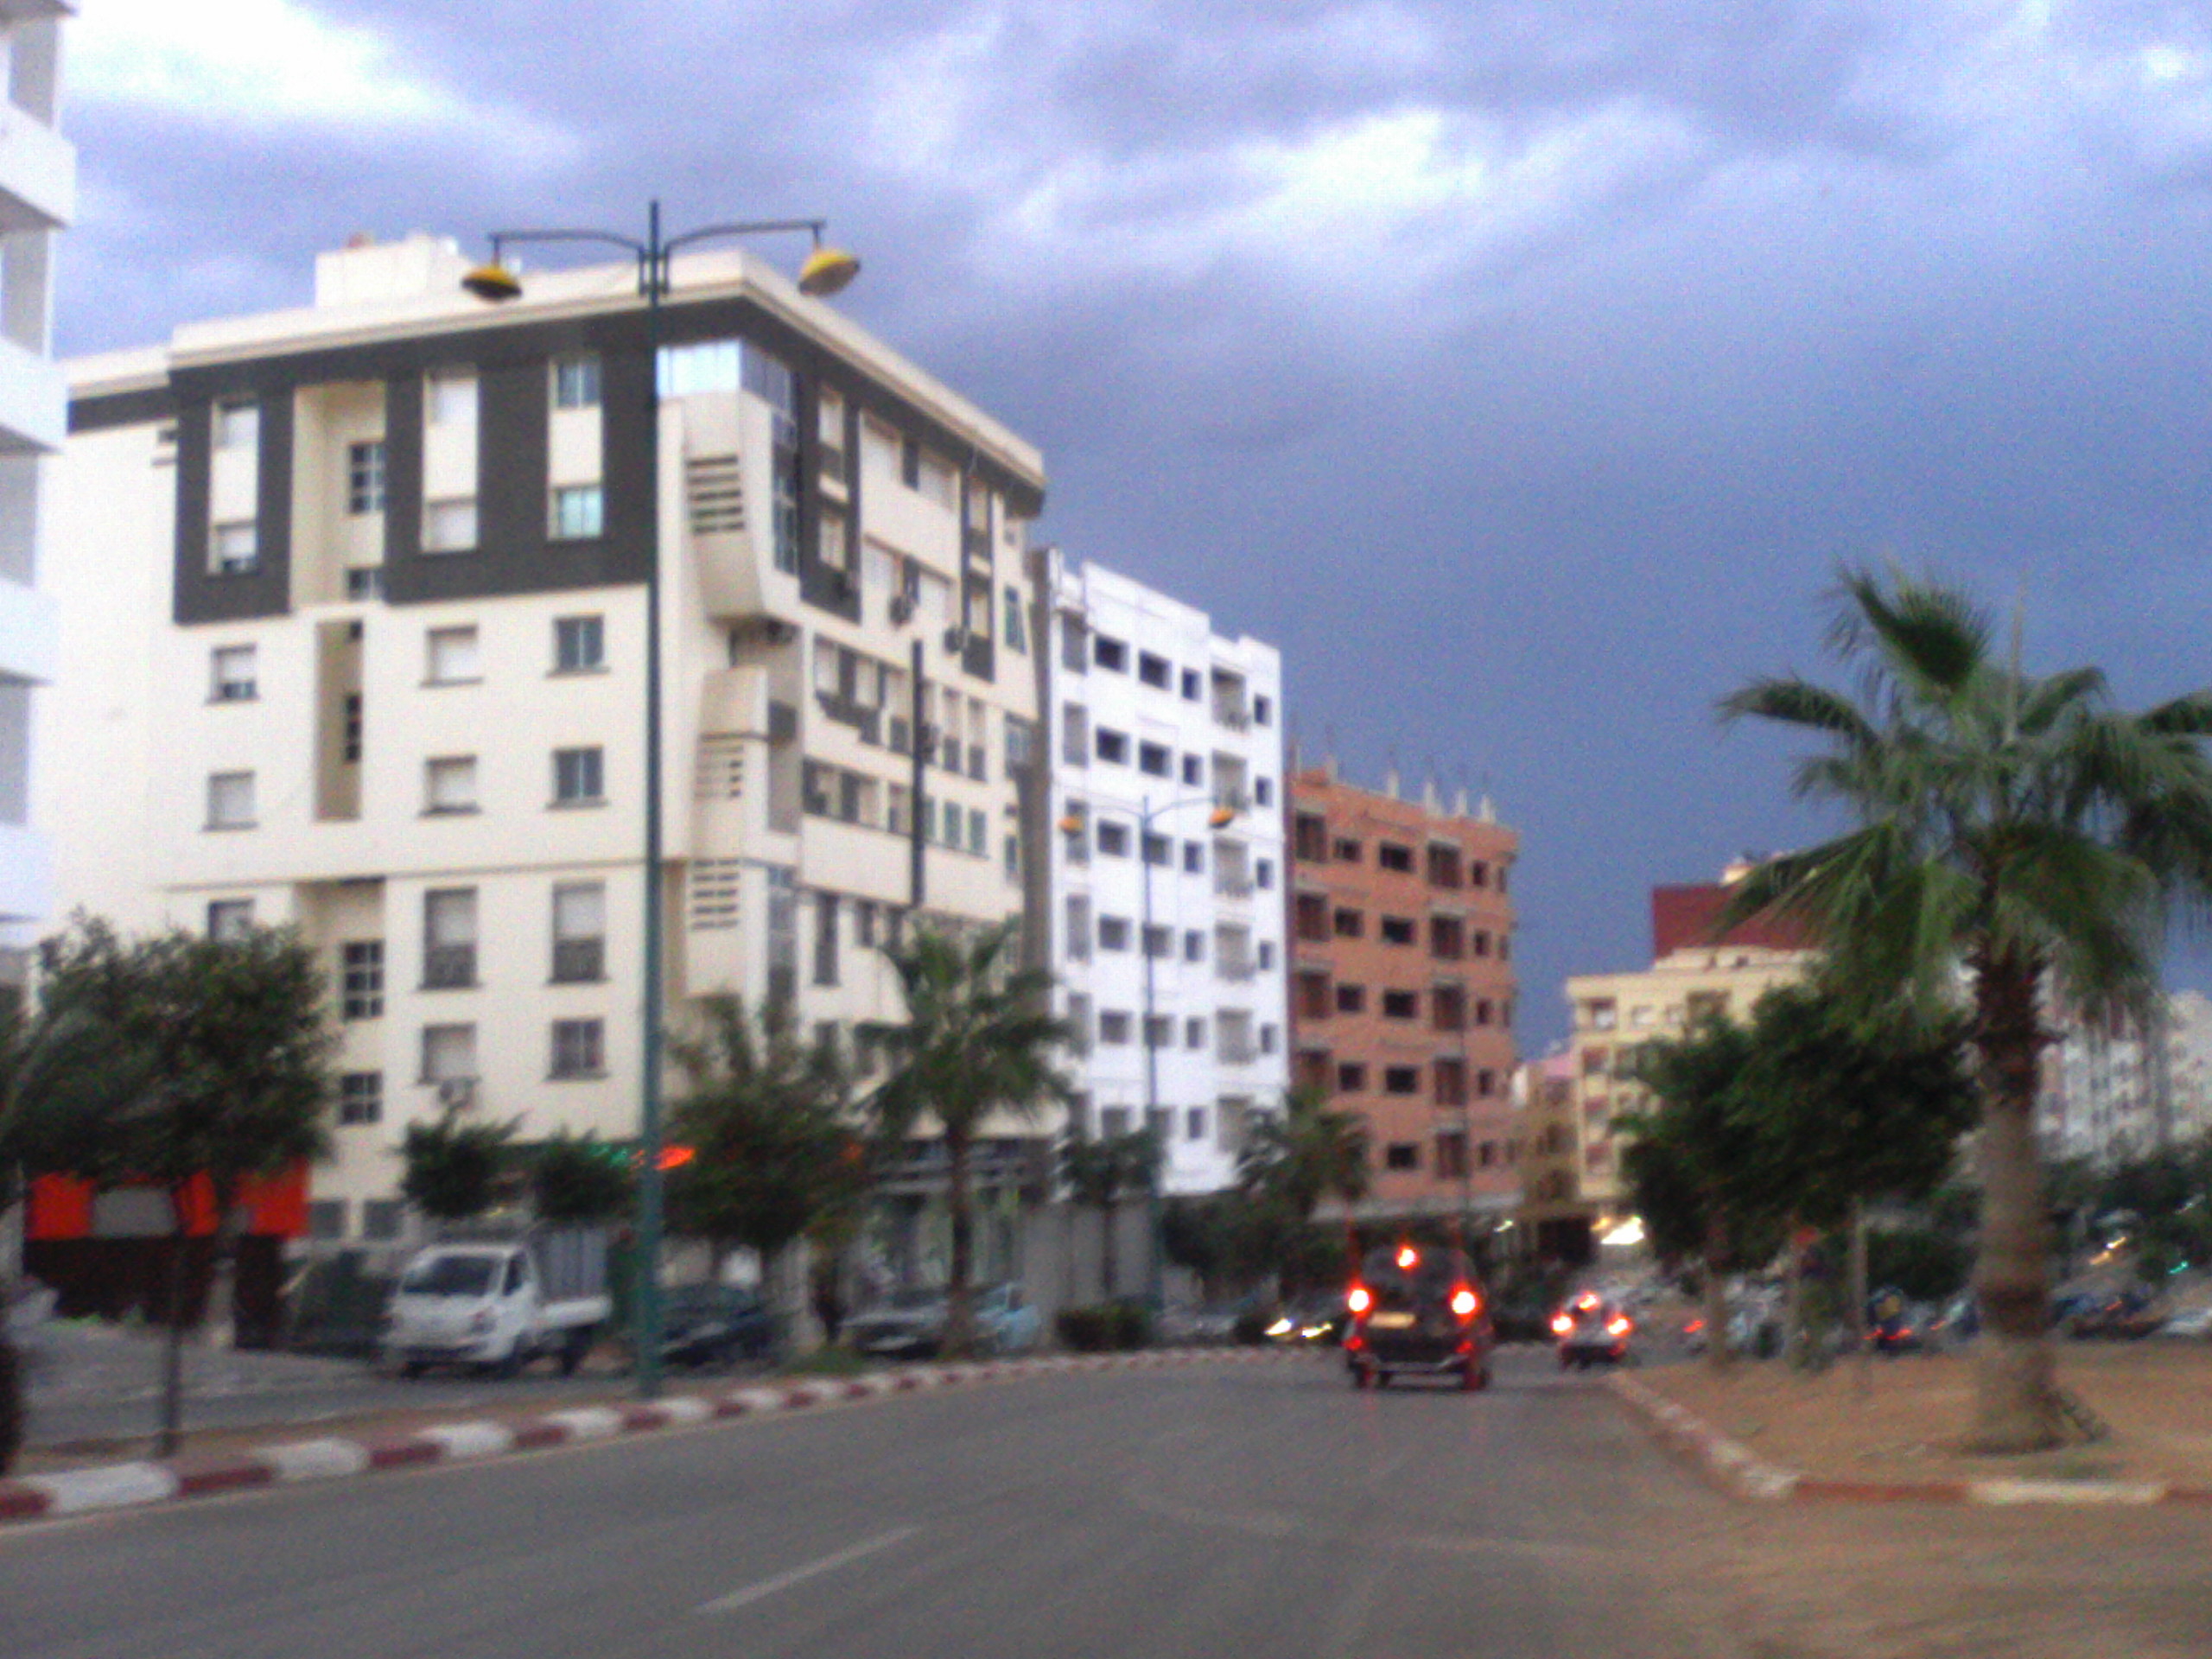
[797, 244, 861, 297]
[1206, 805, 1237, 829]
[461, 262, 523, 303]
[1057, 814, 1085, 835]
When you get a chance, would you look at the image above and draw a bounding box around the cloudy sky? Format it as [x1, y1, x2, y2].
[58, 1, 2212, 1045]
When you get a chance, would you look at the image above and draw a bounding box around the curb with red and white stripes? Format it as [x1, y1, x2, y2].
[1608, 1372, 2212, 1507]
[0, 1346, 1297, 1528]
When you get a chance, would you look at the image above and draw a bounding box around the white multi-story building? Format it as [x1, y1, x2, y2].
[2037, 989, 2212, 1166]
[1033, 552, 1287, 1194]
[0, 3, 69, 976]
[39, 232, 1046, 1254]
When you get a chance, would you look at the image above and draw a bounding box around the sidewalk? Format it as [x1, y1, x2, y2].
[22, 1320, 374, 1411]
[1622, 1342, 2212, 1500]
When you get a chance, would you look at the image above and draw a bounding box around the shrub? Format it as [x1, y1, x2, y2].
[1057, 1306, 1120, 1352]
[779, 1343, 867, 1377]
[1109, 1302, 1152, 1350]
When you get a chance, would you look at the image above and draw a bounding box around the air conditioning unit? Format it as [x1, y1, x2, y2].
[943, 626, 969, 655]
[435, 1077, 478, 1110]
[889, 594, 915, 626]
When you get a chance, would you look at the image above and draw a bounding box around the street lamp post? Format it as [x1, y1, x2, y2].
[463, 204, 858, 1398]
[1060, 793, 1235, 1307]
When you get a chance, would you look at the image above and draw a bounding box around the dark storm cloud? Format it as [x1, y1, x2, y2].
[62, 2, 2212, 1038]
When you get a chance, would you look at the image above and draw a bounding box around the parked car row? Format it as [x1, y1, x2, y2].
[842, 1285, 1043, 1359]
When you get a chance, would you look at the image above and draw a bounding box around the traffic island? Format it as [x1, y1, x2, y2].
[1612, 1344, 2212, 1504]
[0, 1346, 1297, 1527]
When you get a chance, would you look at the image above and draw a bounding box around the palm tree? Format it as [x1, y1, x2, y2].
[868, 923, 1070, 1358]
[1059, 1126, 1161, 1300]
[1236, 1086, 1371, 1278]
[1719, 566, 2212, 1451]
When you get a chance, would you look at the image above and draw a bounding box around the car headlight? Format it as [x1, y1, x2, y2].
[1265, 1317, 1293, 1337]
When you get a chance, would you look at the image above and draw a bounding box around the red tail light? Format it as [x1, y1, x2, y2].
[1395, 1245, 1420, 1270]
[1606, 1316, 1631, 1338]
[1450, 1287, 1479, 1319]
[1346, 1285, 1373, 1315]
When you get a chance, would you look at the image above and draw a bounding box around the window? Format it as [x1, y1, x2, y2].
[428, 369, 476, 425]
[550, 485, 605, 540]
[1335, 984, 1365, 1014]
[1255, 859, 1274, 890]
[1332, 907, 1363, 938]
[1060, 616, 1088, 673]
[1061, 703, 1090, 766]
[347, 441, 386, 514]
[1065, 995, 1092, 1054]
[1145, 1014, 1173, 1050]
[207, 771, 255, 830]
[553, 355, 601, 410]
[424, 756, 478, 814]
[1094, 635, 1128, 672]
[553, 883, 606, 982]
[423, 888, 478, 988]
[1259, 1023, 1277, 1054]
[424, 498, 477, 553]
[1257, 941, 1274, 971]
[553, 747, 605, 805]
[1332, 837, 1361, 863]
[968, 808, 987, 855]
[362, 1199, 405, 1242]
[1095, 728, 1129, 765]
[1098, 916, 1132, 952]
[1098, 1010, 1133, 1046]
[1294, 894, 1330, 941]
[1138, 652, 1171, 689]
[1185, 1105, 1207, 1141]
[1384, 1142, 1420, 1172]
[1427, 845, 1463, 888]
[1382, 989, 1420, 1020]
[217, 401, 259, 449]
[1254, 778, 1274, 807]
[1142, 832, 1171, 867]
[421, 1023, 476, 1084]
[1433, 984, 1467, 1031]
[1383, 1066, 1421, 1096]
[1003, 586, 1027, 653]
[1185, 1018, 1208, 1051]
[1294, 815, 1327, 861]
[1253, 695, 1273, 726]
[1138, 741, 1171, 778]
[210, 645, 256, 702]
[1097, 821, 1130, 857]
[1381, 916, 1417, 945]
[1183, 929, 1205, 963]
[813, 893, 840, 985]
[550, 1019, 605, 1078]
[427, 626, 480, 684]
[339, 1072, 383, 1127]
[1182, 841, 1204, 874]
[1379, 842, 1414, 873]
[1181, 670, 1202, 701]
[1143, 924, 1173, 959]
[855, 901, 878, 948]
[1337, 1063, 1367, 1093]
[346, 567, 385, 600]
[1434, 1058, 1468, 1107]
[341, 941, 384, 1019]
[1065, 894, 1091, 960]
[555, 615, 605, 672]
[212, 521, 257, 575]
[207, 899, 254, 941]
[1431, 915, 1465, 959]
[1182, 754, 1203, 787]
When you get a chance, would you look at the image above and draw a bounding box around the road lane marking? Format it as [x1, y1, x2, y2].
[696, 1525, 920, 1615]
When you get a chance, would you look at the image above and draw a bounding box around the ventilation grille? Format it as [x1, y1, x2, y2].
[690, 859, 741, 930]
[696, 734, 744, 800]
[686, 454, 746, 536]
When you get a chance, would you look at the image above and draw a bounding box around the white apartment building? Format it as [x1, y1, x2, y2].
[1034, 552, 1287, 1194]
[0, 3, 69, 975]
[39, 232, 1046, 1251]
[2037, 990, 2212, 1166]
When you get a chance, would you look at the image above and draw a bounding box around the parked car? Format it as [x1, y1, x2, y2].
[1344, 1243, 1494, 1390]
[1866, 1287, 1924, 1355]
[661, 1284, 774, 1370]
[975, 1284, 1042, 1354]
[2066, 1288, 2163, 1340]
[1267, 1290, 1349, 1346]
[2156, 1303, 2212, 1339]
[1156, 1304, 1243, 1345]
[843, 1287, 946, 1358]
[384, 1228, 613, 1378]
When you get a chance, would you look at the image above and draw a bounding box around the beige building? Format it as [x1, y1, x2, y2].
[1561, 870, 1816, 1212]
[39, 232, 1046, 1254]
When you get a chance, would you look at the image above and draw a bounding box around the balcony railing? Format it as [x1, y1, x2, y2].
[552, 938, 605, 983]
[1216, 957, 1256, 983]
[1217, 1038, 1258, 1065]
[1214, 872, 1254, 899]
[423, 944, 477, 989]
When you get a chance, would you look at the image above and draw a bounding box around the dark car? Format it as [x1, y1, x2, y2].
[661, 1285, 773, 1370]
[1343, 1243, 1495, 1391]
[1551, 1290, 1633, 1369]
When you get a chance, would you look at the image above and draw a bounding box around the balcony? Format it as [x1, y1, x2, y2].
[552, 938, 605, 983]
[423, 944, 477, 989]
[1215, 957, 1256, 983]
[1213, 870, 1254, 899]
[1217, 1036, 1258, 1065]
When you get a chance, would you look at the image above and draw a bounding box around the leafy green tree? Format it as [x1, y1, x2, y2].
[667, 996, 861, 1341]
[1059, 1125, 1160, 1300]
[399, 1108, 518, 1225]
[1236, 1086, 1371, 1281]
[30, 918, 336, 1455]
[867, 924, 1069, 1358]
[527, 1131, 633, 1226]
[1719, 567, 2212, 1450]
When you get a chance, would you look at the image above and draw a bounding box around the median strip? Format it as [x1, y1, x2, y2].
[0, 1345, 1301, 1529]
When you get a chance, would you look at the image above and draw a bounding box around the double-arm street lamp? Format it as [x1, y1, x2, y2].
[1058, 793, 1236, 1306]
[462, 203, 860, 1397]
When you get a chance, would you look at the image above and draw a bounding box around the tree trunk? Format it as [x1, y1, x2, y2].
[1100, 1198, 1119, 1301]
[941, 1129, 976, 1359]
[158, 1192, 191, 1459]
[199, 1178, 242, 1351]
[1968, 955, 2063, 1452]
[1702, 1214, 1732, 1373]
[1850, 1198, 1872, 1398]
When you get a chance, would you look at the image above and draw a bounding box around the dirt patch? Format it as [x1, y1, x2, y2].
[1641, 1342, 2212, 1489]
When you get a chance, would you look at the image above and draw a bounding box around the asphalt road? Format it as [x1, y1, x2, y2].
[0, 1347, 1726, 1659]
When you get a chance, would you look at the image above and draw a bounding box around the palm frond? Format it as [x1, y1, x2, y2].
[1828, 564, 1993, 700]
[1718, 677, 1879, 747]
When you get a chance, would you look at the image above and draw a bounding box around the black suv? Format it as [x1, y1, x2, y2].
[1344, 1243, 1495, 1391]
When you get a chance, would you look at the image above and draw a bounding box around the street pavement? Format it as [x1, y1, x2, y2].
[0, 1345, 1728, 1659]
